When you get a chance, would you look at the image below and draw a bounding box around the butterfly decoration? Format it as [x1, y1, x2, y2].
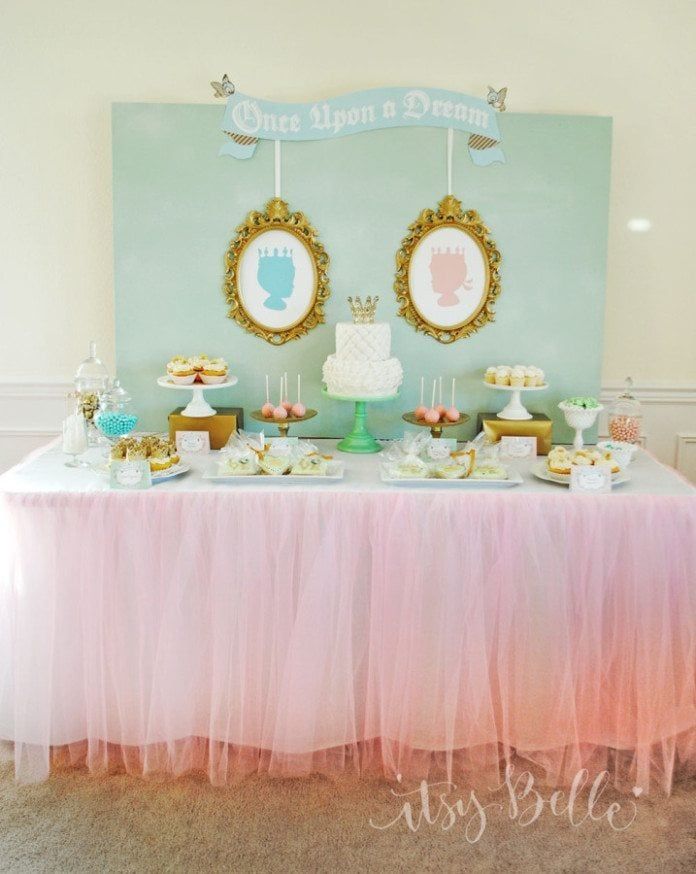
[486, 85, 508, 112]
[211, 74, 235, 98]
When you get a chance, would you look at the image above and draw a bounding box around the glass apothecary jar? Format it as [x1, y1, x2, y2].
[95, 380, 138, 443]
[74, 341, 110, 445]
[608, 377, 642, 444]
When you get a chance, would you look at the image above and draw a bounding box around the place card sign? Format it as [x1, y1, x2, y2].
[109, 460, 152, 490]
[570, 462, 612, 494]
[175, 430, 211, 454]
[500, 436, 537, 459]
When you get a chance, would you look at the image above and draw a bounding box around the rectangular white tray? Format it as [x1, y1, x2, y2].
[203, 460, 344, 484]
[380, 465, 523, 488]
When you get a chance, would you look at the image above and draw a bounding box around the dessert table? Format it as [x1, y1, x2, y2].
[1, 439, 695, 793]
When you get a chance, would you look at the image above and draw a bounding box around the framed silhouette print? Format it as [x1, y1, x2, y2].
[394, 195, 501, 343]
[224, 198, 330, 344]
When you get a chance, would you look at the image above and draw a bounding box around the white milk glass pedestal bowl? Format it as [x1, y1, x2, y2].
[559, 401, 604, 450]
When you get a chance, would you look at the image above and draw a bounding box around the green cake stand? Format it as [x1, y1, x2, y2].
[322, 388, 399, 453]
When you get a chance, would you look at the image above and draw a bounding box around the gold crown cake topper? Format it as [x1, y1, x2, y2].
[347, 295, 379, 324]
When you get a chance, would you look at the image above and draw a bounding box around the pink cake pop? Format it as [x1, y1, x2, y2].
[273, 376, 288, 419]
[435, 375, 447, 417]
[291, 373, 306, 418]
[445, 377, 460, 422]
[425, 378, 439, 423]
[414, 376, 427, 420]
[281, 372, 293, 412]
[262, 374, 274, 417]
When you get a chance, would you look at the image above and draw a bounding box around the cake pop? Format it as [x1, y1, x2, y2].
[273, 376, 288, 419]
[425, 379, 439, 423]
[445, 377, 460, 422]
[281, 372, 293, 412]
[291, 374, 306, 418]
[414, 376, 427, 420]
[261, 374, 274, 417]
[435, 376, 447, 417]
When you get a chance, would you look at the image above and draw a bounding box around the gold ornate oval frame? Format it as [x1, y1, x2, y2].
[224, 197, 330, 345]
[394, 194, 501, 344]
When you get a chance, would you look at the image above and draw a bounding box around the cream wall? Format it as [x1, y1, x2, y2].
[1, 0, 695, 386]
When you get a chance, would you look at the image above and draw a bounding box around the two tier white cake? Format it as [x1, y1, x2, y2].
[322, 296, 403, 398]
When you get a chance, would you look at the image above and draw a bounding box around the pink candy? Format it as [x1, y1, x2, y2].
[414, 405, 428, 421]
[291, 403, 306, 418]
[609, 416, 640, 443]
[273, 406, 288, 420]
[445, 406, 460, 423]
[424, 408, 440, 424]
[261, 402, 275, 418]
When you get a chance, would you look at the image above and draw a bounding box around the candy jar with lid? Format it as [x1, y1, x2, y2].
[95, 379, 138, 443]
[608, 377, 642, 444]
[74, 340, 110, 445]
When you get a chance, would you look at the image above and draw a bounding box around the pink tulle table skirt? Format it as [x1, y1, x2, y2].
[1, 446, 696, 792]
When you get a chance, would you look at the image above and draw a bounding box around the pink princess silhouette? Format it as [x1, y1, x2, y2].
[429, 246, 473, 307]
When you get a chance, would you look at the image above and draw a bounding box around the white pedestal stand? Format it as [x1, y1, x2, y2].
[484, 382, 549, 421]
[156, 376, 238, 417]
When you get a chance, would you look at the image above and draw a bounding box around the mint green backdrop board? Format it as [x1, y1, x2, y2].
[113, 104, 611, 442]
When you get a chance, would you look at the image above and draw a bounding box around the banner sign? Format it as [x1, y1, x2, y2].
[220, 87, 505, 166]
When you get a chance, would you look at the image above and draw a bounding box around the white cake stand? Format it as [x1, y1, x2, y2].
[483, 381, 549, 421]
[156, 376, 238, 417]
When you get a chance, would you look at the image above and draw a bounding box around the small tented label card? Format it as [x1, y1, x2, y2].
[175, 430, 210, 454]
[109, 460, 152, 490]
[500, 436, 537, 459]
[570, 462, 612, 494]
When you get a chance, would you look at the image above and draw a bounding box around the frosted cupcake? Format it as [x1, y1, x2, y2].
[547, 446, 572, 475]
[167, 357, 197, 385]
[201, 357, 228, 385]
[510, 366, 525, 388]
[484, 366, 497, 384]
[495, 366, 511, 386]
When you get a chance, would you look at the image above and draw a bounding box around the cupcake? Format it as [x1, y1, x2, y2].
[547, 446, 572, 475]
[524, 366, 536, 387]
[150, 442, 174, 472]
[534, 368, 545, 387]
[510, 366, 525, 388]
[200, 357, 228, 385]
[495, 366, 510, 386]
[189, 354, 210, 376]
[484, 366, 497, 384]
[167, 357, 196, 385]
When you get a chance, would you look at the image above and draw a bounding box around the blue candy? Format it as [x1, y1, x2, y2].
[96, 412, 138, 438]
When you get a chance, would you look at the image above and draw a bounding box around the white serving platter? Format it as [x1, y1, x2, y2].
[532, 461, 630, 487]
[202, 460, 345, 484]
[151, 462, 191, 482]
[380, 465, 523, 488]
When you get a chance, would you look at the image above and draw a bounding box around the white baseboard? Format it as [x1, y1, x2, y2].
[1, 380, 695, 482]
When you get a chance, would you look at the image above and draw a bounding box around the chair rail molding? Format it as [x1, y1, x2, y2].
[1, 379, 695, 480]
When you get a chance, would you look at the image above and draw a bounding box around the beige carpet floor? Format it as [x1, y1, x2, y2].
[1, 762, 696, 873]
